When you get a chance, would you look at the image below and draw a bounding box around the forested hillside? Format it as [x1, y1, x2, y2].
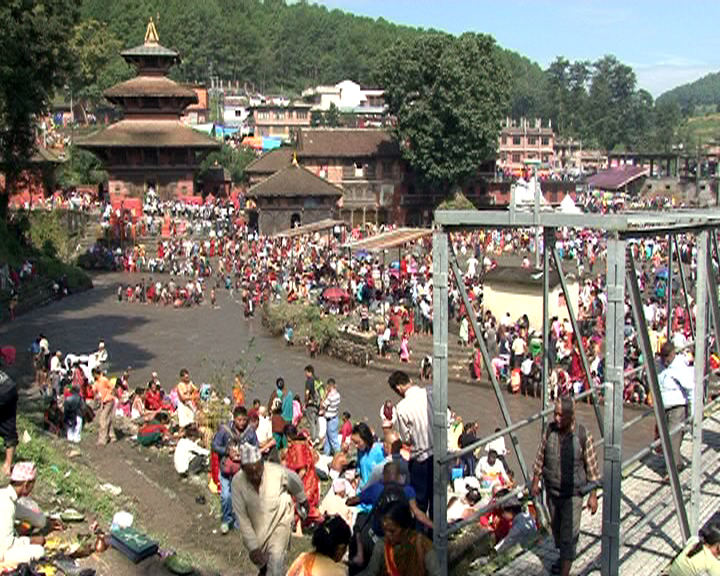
[72, 0, 688, 151]
[657, 71, 720, 113]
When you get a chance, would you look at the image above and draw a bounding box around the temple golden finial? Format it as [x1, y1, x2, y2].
[292, 152, 298, 166]
[144, 17, 160, 45]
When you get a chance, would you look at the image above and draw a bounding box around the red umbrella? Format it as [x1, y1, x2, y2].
[323, 287, 350, 302]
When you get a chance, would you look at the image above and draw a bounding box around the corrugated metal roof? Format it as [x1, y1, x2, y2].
[586, 166, 648, 191]
[274, 218, 346, 238]
[344, 228, 431, 251]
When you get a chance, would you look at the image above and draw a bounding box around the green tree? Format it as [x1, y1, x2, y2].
[325, 103, 341, 127]
[0, 0, 79, 218]
[375, 32, 509, 190]
[69, 19, 132, 107]
[586, 55, 637, 151]
[199, 144, 257, 184]
[56, 145, 107, 188]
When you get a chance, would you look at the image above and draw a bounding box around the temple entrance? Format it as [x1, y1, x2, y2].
[290, 213, 301, 228]
[247, 210, 259, 233]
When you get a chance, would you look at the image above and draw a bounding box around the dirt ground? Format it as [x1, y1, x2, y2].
[0, 270, 660, 575]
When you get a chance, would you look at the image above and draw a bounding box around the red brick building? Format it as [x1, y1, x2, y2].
[78, 19, 219, 201]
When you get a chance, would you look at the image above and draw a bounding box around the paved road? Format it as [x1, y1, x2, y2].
[0, 272, 656, 476]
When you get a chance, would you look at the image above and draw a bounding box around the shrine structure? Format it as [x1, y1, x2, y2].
[78, 19, 219, 200]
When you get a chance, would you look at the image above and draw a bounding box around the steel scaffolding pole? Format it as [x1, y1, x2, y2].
[690, 231, 708, 534]
[667, 232, 674, 340]
[447, 249, 533, 487]
[542, 227, 552, 436]
[431, 231, 449, 576]
[552, 247, 604, 437]
[705, 233, 720, 359]
[601, 235, 625, 576]
[673, 236, 695, 340]
[626, 250, 691, 542]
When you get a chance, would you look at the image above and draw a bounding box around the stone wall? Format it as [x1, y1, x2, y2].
[324, 326, 375, 367]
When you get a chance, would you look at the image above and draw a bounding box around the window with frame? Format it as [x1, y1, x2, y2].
[296, 111, 308, 119]
[512, 136, 521, 145]
[355, 161, 364, 178]
[542, 137, 550, 146]
[528, 136, 537, 145]
[512, 153, 521, 163]
[501, 136, 507, 145]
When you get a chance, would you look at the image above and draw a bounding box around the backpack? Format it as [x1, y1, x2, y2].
[313, 378, 326, 404]
[370, 482, 409, 536]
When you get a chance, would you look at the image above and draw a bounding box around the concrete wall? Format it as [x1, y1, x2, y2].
[257, 205, 336, 236]
[482, 280, 580, 331]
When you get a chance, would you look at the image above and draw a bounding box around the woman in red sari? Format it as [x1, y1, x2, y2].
[284, 425, 322, 532]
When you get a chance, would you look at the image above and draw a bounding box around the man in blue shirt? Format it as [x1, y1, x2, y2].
[346, 462, 432, 537]
[212, 406, 258, 534]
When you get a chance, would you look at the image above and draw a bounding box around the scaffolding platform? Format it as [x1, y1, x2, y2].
[479, 410, 720, 576]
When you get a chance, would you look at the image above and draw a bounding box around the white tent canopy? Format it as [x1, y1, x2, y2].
[511, 176, 549, 209]
[559, 193, 581, 214]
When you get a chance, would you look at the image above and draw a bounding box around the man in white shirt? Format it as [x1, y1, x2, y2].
[0, 462, 49, 565]
[388, 370, 433, 516]
[658, 342, 695, 473]
[475, 449, 509, 489]
[174, 425, 209, 476]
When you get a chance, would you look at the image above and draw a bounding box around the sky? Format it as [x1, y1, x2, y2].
[318, 0, 720, 97]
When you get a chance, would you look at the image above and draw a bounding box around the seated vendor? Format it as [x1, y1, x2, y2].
[475, 449, 509, 491]
[0, 462, 55, 566]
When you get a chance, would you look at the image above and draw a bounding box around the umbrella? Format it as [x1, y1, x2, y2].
[323, 287, 350, 302]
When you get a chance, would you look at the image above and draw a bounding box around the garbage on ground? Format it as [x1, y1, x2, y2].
[21, 430, 32, 444]
[111, 511, 134, 530]
[60, 509, 85, 523]
[98, 483, 122, 496]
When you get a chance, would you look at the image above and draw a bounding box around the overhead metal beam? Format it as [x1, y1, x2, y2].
[601, 235, 626, 576]
[626, 249, 691, 542]
[551, 247, 604, 437]
[434, 209, 720, 235]
[431, 231, 449, 576]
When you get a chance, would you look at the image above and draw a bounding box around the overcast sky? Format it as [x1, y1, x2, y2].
[318, 0, 720, 97]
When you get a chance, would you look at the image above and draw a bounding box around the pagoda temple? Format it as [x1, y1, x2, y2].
[79, 19, 219, 200]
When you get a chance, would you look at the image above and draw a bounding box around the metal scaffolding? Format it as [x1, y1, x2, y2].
[430, 209, 720, 576]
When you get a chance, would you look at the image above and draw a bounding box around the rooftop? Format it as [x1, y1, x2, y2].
[78, 119, 220, 149]
[104, 76, 197, 101]
[245, 148, 294, 175]
[297, 128, 400, 159]
[121, 18, 178, 60]
[586, 165, 648, 191]
[245, 162, 343, 198]
[344, 228, 431, 251]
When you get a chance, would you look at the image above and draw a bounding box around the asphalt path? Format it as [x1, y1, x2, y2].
[0, 272, 658, 478]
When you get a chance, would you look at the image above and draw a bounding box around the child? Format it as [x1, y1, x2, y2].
[284, 323, 294, 346]
[307, 336, 318, 357]
[340, 411, 353, 452]
[399, 334, 410, 363]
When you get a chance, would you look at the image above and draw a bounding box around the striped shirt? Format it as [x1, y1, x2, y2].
[396, 385, 433, 462]
[322, 388, 341, 420]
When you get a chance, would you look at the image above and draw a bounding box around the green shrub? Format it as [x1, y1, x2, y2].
[263, 301, 339, 351]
